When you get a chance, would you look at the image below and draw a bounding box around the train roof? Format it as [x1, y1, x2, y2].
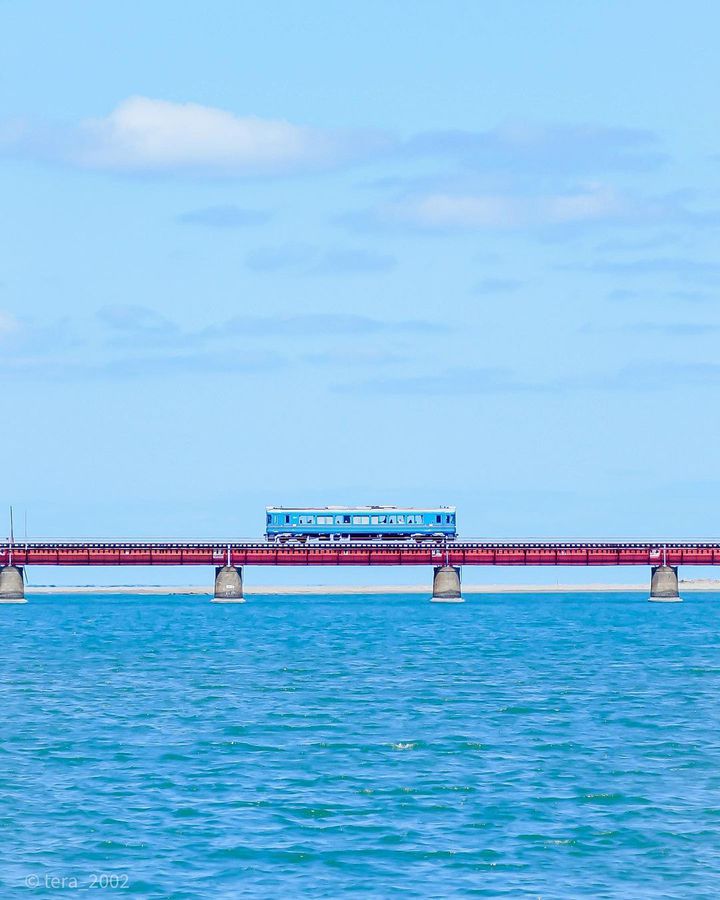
[266, 505, 456, 512]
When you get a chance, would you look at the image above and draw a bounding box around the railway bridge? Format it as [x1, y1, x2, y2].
[0, 539, 715, 603]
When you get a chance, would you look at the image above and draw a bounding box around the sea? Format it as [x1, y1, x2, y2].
[1, 591, 720, 898]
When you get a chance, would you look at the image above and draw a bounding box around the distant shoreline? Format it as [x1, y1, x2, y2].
[25, 580, 720, 595]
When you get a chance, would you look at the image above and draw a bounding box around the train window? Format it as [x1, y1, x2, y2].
[371, 516, 379, 525]
[436, 515, 441, 523]
[397, 516, 405, 524]
[343, 515, 351, 524]
[388, 515, 396, 524]
[285, 515, 290, 524]
[353, 516, 370, 525]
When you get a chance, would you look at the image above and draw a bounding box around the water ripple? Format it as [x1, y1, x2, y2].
[1, 592, 720, 898]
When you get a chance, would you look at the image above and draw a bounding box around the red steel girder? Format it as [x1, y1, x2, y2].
[2, 541, 720, 565]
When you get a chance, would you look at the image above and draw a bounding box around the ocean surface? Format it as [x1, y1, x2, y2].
[2, 591, 720, 898]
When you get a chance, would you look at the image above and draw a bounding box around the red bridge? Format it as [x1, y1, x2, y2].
[1, 540, 714, 603]
[1, 540, 719, 567]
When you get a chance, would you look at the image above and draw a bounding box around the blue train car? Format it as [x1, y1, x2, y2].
[265, 506, 457, 542]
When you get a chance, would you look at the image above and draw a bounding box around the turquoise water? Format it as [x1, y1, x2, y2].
[2, 592, 720, 898]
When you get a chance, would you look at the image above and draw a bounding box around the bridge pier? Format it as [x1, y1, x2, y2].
[649, 565, 682, 602]
[213, 565, 244, 602]
[431, 565, 463, 602]
[0, 566, 25, 602]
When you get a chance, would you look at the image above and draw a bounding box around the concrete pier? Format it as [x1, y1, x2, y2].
[431, 565, 463, 602]
[649, 565, 682, 602]
[213, 565, 244, 602]
[0, 566, 26, 602]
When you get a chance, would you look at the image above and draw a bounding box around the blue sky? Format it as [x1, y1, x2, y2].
[2, 1, 720, 585]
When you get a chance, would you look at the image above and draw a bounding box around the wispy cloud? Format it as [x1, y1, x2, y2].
[1, 101, 670, 187]
[244, 243, 312, 272]
[582, 321, 720, 337]
[98, 306, 434, 345]
[594, 233, 684, 253]
[2, 96, 389, 177]
[401, 122, 666, 175]
[0, 306, 441, 380]
[312, 248, 396, 275]
[0, 310, 20, 336]
[219, 313, 438, 337]
[0, 350, 282, 381]
[340, 185, 668, 233]
[582, 257, 720, 282]
[245, 243, 396, 275]
[177, 205, 272, 228]
[473, 278, 523, 295]
[596, 362, 720, 390]
[99, 305, 176, 334]
[335, 367, 540, 395]
[607, 287, 713, 303]
[336, 359, 720, 396]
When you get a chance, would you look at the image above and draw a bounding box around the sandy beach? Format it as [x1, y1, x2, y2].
[25, 580, 720, 595]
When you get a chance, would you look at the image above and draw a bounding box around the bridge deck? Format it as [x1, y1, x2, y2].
[2, 541, 720, 566]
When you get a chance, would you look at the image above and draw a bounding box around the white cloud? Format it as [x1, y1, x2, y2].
[404, 122, 666, 174]
[0, 103, 672, 189]
[6, 97, 387, 176]
[378, 185, 641, 230]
